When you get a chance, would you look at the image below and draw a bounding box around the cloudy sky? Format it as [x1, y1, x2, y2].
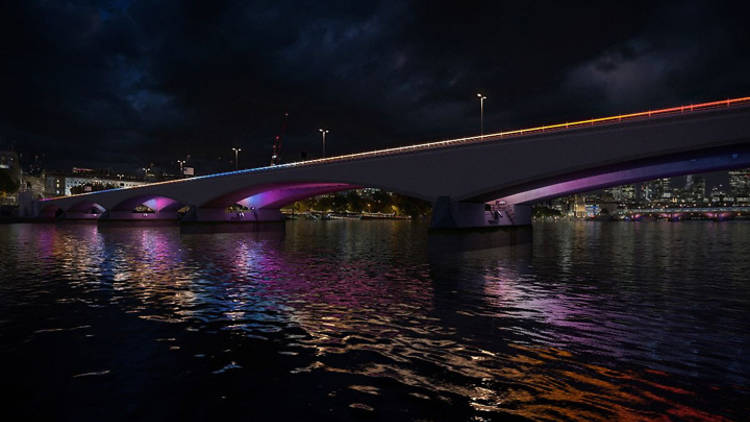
[1, 1, 749, 173]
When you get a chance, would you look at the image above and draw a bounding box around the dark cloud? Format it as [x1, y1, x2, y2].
[1, 1, 749, 172]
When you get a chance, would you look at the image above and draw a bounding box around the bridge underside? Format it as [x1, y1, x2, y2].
[40, 182, 361, 224]
[432, 146, 750, 228]
[185, 182, 358, 223]
[36, 147, 750, 229]
[488, 146, 750, 205]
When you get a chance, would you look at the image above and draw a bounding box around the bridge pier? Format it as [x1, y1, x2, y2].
[430, 197, 531, 229]
[62, 211, 102, 220]
[99, 210, 181, 221]
[186, 207, 284, 223]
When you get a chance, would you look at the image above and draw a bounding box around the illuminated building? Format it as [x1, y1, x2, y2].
[710, 185, 730, 204]
[63, 175, 145, 196]
[44, 170, 147, 197]
[603, 184, 635, 203]
[640, 179, 670, 204]
[729, 168, 750, 204]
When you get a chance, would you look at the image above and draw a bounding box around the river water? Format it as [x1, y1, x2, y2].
[0, 220, 747, 421]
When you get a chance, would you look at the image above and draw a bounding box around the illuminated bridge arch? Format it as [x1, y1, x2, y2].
[471, 146, 750, 205]
[106, 195, 187, 220]
[191, 181, 429, 222]
[33, 97, 750, 228]
[200, 182, 359, 209]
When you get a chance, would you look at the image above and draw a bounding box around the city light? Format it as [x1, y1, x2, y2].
[231, 148, 242, 170]
[477, 93, 487, 136]
[318, 128, 330, 157]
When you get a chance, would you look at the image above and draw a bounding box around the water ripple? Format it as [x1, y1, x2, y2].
[0, 221, 748, 420]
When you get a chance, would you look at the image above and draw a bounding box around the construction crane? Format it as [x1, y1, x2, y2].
[270, 112, 289, 166]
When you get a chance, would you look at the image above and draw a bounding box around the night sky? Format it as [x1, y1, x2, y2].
[1, 1, 749, 174]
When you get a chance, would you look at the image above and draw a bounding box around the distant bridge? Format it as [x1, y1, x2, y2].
[623, 206, 750, 221]
[34, 97, 750, 228]
[627, 207, 750, 213]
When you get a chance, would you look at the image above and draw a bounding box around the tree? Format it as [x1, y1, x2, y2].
[0, 170, 19, 194]
[532, 205, 562, 218]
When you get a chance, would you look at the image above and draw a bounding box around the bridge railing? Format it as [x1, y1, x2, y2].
[41, 96, 750, 202]
[281, 96, 750, 167]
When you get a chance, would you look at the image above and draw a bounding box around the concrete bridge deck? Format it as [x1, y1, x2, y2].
[33, 97, 750, 228]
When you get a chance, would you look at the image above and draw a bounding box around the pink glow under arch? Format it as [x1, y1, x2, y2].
[200, 182, 362, 210]
[110, 195, 184, 213]
[474, 148, 750, 205]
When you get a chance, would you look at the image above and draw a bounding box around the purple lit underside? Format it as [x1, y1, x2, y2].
[217, 183, 358, 209]
[40, 150, 750, 219]
[43, 184, 360, 216]
[114, 196, 182, 212]
[496, 151, 750, 205]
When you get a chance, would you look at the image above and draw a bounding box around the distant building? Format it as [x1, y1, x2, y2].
[19, 172, 46, 199]
[640, 178, 671, 204]
[44, 173, 66, 197]
[0, 151, 21, 205]
[603, 184, 635, 203]
[44, 170, 146, 197]
[729, 168, 750, 204]
[710, 184, 730, 204]
[62, 175, 145, 196]
[688, 176, 706, 204]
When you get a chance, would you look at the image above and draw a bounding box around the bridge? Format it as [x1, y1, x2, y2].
[621, 207, 750, 221]
[33, 97, 750, 228]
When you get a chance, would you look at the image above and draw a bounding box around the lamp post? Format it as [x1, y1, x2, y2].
[477, 93, 487, 136]
[177, 160, 186, 176]
[318, 128, 330, 157]
[231, 147, 242, 170]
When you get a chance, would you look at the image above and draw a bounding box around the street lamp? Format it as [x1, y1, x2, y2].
[177, 160, 186, 176]
[318, 128, 330, 157]
[231, 147, 242, 170]
[477, 93, 487, 136]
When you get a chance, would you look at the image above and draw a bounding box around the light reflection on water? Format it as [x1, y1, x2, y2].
[0, 221, 748, 421]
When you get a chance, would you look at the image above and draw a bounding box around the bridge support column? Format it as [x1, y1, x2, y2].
[99, 210, 181, 221]
[62, 211, 102, 220]
[188, 207, 284, 223]
[430, 197, 531, 229]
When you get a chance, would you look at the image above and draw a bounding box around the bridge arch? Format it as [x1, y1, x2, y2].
[39, 203, 64, 219]
[428, 146, 750, 228]
[106, 194, 187, 221]
[52, 200, 107, 220]
[201, 182, 357, 209]
[465, 147, 750, 205]
[191, 180, 429, 222]
[31, 97, 750, 228]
